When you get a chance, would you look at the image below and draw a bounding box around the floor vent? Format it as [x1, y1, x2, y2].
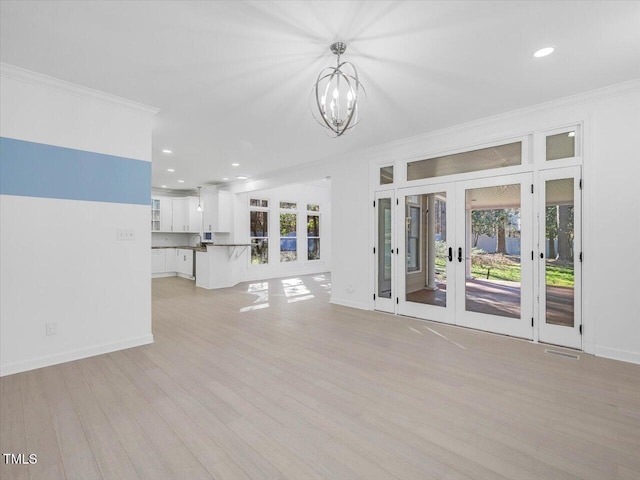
[545, 349, 580, 360]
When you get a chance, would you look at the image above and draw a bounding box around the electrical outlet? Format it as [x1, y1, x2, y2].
[46, 323, 57, 336]
[117, 229, 135, 241]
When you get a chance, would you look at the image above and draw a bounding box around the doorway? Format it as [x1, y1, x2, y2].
[395, 173, 534, 339]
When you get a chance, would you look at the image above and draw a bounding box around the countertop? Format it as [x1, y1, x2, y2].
[152, 246, 207, 252]
[205, 243, 251, 247]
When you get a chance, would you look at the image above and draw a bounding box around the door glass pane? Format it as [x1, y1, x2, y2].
[545, 178, 575, 326]
[377, 198, 392, 299]
[405, 192, 447, 307]
[465, 184, 521, 318]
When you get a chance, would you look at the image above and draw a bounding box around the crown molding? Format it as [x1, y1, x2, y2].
[0, 63, 160, 115]
[359, 78, 640, 159]
[237, 77, 640, 191]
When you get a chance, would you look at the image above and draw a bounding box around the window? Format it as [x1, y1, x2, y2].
[407, 203, 421, 272]
[280, 202, 297, 262]
[250, 199, 269, 207]
[407, 141, 522, 181]
[307, 210, 320, 261]
[307, 204, 319, 212]
[546, 130, 576, 161]
[250, 199, 269, 264]
[380, 165, 394, 185]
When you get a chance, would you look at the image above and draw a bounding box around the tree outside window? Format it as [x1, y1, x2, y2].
[250, 199, 269, 264]
[307, 214, 320, 260]
[280, 202, 297, 262]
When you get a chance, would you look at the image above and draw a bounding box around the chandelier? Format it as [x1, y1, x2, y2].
[312, 42, 366, 137]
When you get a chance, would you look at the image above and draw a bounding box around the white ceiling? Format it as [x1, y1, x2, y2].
[2, 1, 639, 191]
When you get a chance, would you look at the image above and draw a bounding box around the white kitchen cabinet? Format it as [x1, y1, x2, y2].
[151, 198, 161, 232]
[151, 249, 166, 273]
[203, 189, 233, 233]
[176, 249, 193, 277]
[151, 196, 173, 232]
[171, 198, 187, 232]
[165, 248, 177, 272]
[171, 197, 201, 233]
[187, 197, 202, 233]
[160, 198, 173, 232]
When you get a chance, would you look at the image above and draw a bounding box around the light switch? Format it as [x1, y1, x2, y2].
[117, 229, 135, 241]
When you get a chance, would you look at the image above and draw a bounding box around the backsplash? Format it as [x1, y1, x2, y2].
[151, 233, 199, 247]
[151, 232, 232, 247]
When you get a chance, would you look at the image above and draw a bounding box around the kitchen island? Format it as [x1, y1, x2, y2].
[152, 245, 206, 279]
[195, 244, 251, 289]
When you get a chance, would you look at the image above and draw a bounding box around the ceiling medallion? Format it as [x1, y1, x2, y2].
[311, 42, 366, 137]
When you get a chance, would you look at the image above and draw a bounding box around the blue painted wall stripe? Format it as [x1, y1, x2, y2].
[0, 137, 151, 205]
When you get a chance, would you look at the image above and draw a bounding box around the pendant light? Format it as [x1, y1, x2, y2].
[197, 186, 203, 212]
[311, 42, 366, 137]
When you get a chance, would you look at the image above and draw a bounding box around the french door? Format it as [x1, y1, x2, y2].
[395, 173, 534, 340]
[376, 169, 581, 348]
[537, 167, 582, 349]
[455, 174, 534, 339]
[374, 191, 395, 313]
[396, 183, 455, 325]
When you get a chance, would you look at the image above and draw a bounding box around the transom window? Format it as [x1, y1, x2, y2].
[407, 141, 522, 181]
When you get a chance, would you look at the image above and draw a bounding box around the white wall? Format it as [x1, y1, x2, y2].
[587, 90, 640, 363]
[233, 183, 332, 282]
[325, 80, 640, 364]
[0, 64, 158, 376]
[327, 157, 371, 310]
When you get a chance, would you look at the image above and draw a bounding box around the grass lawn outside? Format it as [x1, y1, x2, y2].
[435, 253, 574, 287]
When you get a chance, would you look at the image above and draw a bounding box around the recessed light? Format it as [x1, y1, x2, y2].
[167, 168, 175, 172]
[178, 179, 185, 183]
[533, 46, 555, 58]
[232, 163, 240, 167]
[222, 177, 229, 181]
[236, 175, 248, 180]
[162, 149, 172, 154]
[161, 185, 168, 188]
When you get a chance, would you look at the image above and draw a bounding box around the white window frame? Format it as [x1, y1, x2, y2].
[279, 201, 298, 263]
[306, 207, 321, 262]
[249, 198, 270, 266]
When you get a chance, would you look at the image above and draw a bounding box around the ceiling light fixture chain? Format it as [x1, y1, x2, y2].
[311, 41, 366, 137]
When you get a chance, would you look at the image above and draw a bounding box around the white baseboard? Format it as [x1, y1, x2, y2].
[152, 272, 177, 278]
[582, 341, 595, 355]
[594, 345, 640, 365]
[330, 297, 370, 311]
[0, 334, 154, 377]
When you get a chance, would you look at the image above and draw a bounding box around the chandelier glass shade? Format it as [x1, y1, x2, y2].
[311, 42, 366, 137]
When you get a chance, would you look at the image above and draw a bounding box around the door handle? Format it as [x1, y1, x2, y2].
[458, 247, 463, 263]
[448, 247, 453, 262]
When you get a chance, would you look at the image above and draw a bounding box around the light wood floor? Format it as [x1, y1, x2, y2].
[2, 272, 640, 480]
